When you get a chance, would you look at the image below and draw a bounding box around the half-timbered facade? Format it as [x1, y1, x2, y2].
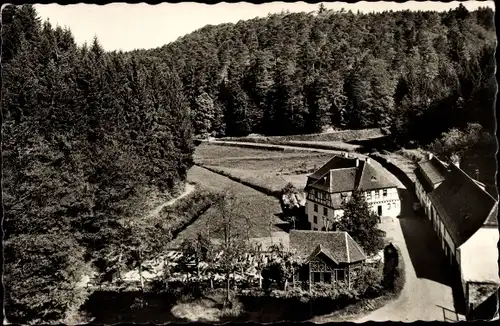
[289, 230, 367, 289]
[305, 154, 400, 230]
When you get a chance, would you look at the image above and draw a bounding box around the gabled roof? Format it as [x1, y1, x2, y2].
[306, 244, 339, 264]
[428, 164, 499, 247]
[309, 168, 358, 193]
[358, 161, 397, 191]
[307, 156, 397, 193]
[308, 155, 357, 180]
[289, 230, 366, 264]
[415, 157, 449, 193]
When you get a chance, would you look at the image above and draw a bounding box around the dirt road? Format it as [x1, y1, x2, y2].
[353, 188, 464, 322]
[147, 183, 196, 219]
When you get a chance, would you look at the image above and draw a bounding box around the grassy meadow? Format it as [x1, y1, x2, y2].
[169, 165, 287, 248]
[194, 143, 336, 194]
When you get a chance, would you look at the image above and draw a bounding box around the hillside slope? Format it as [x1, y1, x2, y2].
[141, 4, 495, 149]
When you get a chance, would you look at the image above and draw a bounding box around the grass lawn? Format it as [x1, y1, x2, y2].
[194, 143, 309, 161]
[285, 140, 362, 152]
[169, 166, 287, 248]
[202, 165, 309, 195]
[195, 144, 335, 195]
[220, 128, 384, 143]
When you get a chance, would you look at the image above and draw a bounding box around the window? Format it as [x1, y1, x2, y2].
[323, 207, 328, 216]
[313, 216, 317, 224]
[387, 203, 391, 210]
[383, 189, 388, 197]
[314, 204, 318, 212]
[375, 190, 380, 199]
[313, 272, 321, 283]
[366, 192, 372, 200]
[323, 272, 332, 283]
[336, 269, 346, 281]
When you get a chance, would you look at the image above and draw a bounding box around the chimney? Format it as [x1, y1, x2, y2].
[366, 157, 371, 164]
[474, 169, 480, 181]
[343, 152, 348, 158]
[355, 158, 360, 167]
[428, 153, 433, 160]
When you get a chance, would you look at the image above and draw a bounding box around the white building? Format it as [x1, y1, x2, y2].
[414, 155, 499, 317]
[304, 154, 400, 231]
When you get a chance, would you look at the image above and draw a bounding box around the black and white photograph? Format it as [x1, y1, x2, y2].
[2, 1, 498, 324]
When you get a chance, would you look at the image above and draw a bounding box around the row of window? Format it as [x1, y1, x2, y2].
[311, 269, 346, 283]
[312, 189, 328, 200]
[314, 201, 398, 219]
[366, 189, 389, 200]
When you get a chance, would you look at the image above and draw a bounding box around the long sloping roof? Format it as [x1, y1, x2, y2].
[307, 157, 396, 193]
[428, 164, 499, 247]
[415, 157, 449, 193]
[308, 156, 357, 180]
[358, 161, 397, 191]
[289, 230, 366, 264]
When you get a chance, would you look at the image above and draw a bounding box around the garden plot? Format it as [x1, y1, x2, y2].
[116, 249, 285, 287]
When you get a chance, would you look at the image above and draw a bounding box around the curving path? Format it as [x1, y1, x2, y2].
[147, 183, 196, 219]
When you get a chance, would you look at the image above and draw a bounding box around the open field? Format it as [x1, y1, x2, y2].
[220, 128, 385, 143]
[194, 143, 310, 161]
[194, 143, 406, 198]
[213, 137, 364, 152]
[169, 166, 287, 248]
[285, 140, 362, 152]
[195, 144, 337, 195]
[202, 165, 309, 196]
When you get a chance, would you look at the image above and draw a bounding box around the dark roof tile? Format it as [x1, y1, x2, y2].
[289, 230, 366, 264]
[307, 157, 397, 193]
[429, 165, 498, 246]
[309, 155, 357, 180]
[358, 161, 397, 191]
[415, 157, 449, 193]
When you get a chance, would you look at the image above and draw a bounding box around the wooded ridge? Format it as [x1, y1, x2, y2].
[1, 3, 496, 324]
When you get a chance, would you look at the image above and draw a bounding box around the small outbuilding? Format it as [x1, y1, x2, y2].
[289, 230, 367, 289]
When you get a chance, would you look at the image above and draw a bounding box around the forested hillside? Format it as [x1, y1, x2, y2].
[2, 5, 193, 323]
[1, 3, 497, 324]
[142, 4, 495, 147]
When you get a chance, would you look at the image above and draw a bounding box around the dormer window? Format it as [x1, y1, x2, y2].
[371, 176, 377, 181]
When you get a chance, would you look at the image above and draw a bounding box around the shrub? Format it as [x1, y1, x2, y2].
[397, 148, 426, 163]
[353, 265, 385, 298]
[391, 252, 406, 297]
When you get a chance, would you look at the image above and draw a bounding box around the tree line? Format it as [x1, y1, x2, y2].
[1, 3, 496, 323]
[139, 4, 495, 148]
[2, 5, 193, 323]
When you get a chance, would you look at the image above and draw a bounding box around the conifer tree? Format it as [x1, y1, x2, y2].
[338, 190, 385, 255]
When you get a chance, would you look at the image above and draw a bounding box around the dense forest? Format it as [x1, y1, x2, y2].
[2, 5, 193, 324]
[140, 3, 496, 147]
[1, 3, 497, 324]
